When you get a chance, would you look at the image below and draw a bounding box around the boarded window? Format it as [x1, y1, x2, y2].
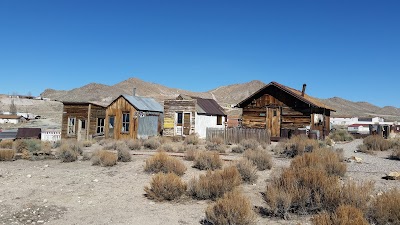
[97, 118, 105, 134]
[177, 112, 183, 126]
[217, 115, 223, 125]
[68, 117, 76, 135]
[122, 113, 130, 132]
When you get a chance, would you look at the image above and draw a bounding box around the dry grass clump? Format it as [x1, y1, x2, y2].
[231, 145, 246, 153]
[312, 205, 369, 225]
[91, 149, 117, 167]
[13, 139, 28, 153]
[144, 172, 187, 201]
[193, 151, 222, 170]
[205, 138, 226, 153]
[117, 148, 132, 162]
[126, 139, 142, 150]
[0, 149, 15, 161]
[184, 134, 199, 145]
[244, 149, 272, 171]
[240, 139, 260, 150]
[143, 138, 161, 150]
[81, 140, 93, 147]
[277, 135, 320, 157]
[159, 143, 175, 152]
[189, 166, 241, 200]
[235, 158, 258, 183]
[13, 139, 45, 160]
[57, 144, 79, 162]
[144, 151, 186, 176]
[369, 188, 400, 225]
[205, 189, 256, 225]
[329, 129, 354, 142]
[184, 148, 197, 161]
[62, 140, 83, 155]
[0, 140, 13, 149]
[358, 135, 393, 152]
[172, 136, 183, 142]
[263, 148, 350, 218]
[103, 140, 118, 150]
[390, 147, 400, 160]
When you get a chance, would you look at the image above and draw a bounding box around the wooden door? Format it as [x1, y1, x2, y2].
[267, 108, 281, 138]
[108, 116, 114, 138]
[77, 119, 87, 141]
[183, 113, 191, 135]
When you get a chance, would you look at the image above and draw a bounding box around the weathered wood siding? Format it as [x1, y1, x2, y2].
[105, 97, 138, 140]
[61, 103, 105, 140]
[163, 100, 196, 136]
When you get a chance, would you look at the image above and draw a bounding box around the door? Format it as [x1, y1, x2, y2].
[183, 113, 191, 135]
[267, 108, 281, 138]
[108, 116, 115, 138]
[77, 119, 87, 141]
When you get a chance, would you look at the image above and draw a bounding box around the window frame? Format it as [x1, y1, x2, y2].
[122, 112, 130, 133]
[96, 118, 105, 134]
[67, 117, 76, 135]
[217, 115, 223, 125]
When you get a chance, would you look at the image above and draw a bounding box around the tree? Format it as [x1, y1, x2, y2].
[10, 99, 17, 115]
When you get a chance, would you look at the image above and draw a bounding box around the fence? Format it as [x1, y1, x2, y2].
[206, 127, 270, 144]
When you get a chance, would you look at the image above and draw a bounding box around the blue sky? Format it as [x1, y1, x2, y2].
[0, 0, 399, 107]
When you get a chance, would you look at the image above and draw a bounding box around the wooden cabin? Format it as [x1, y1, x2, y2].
[105, 95, 163, 140]
[236, 81, 335, 141]
[61, 102, 107, 140]
[163, 95, 226, 138]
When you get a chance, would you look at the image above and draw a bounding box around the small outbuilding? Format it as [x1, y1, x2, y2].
[163, 95, 227, 138]
[105, 94, 163, 140]
[236, 81, 335, 140]
[0, 114, 24, 124]
[61, 102, 107, 140]
[16, 128, 41, 139]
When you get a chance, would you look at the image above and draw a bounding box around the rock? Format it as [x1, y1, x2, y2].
[43, 199, 48, 203]
[383, 171, 400, 180]
[92, 179, 99, 182]
[37, 220, 44, 223]
[44, 165, 49, 168]
[350, 156, 362, 163]
[27, 174, 32, 178]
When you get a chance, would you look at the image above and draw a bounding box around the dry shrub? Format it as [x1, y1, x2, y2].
[390, 147, 400, 160]
[277, 135, 320, 157]
[290, 148, 347, 177]
[82, 152, 92, 161]
[244, 149, 272, 171]
[13, 139, 28, 153]
[193, 151, 222, 170]
[172, 136, 183, 142]
[312, 205, 368, 225]
[144, 151, 186, 176]
[159, 143, 175, 152]
[0, 140, 13, 149]
[184, 134, 199, 145]
[117, 148, 132, 162]
[63, 140, 83, 155]
[205, 141, 226, 153]
[57, 144, 79, 162]
[205, 189, 256, 225]
[144, 172, 187, 201]
[360, 135, 392, 151]
[189, 166, 241, 200]
[329, 129, 354, 142]
[126, 139, 142, 150]
[104, 140, 118, 150]
[340, 181, 373, 212]
[369, 188, 400, 225]
[91, 150, 117, 167]
[236, 158, 258, 183]
[81, 140, 93, 147]
[0, 149, 15, 161]
[143, 138, 161, 150]
[240, 139, 260, 150]
[175, 144, 185, 153]
[231, 145, 246, 153]
[184, 148, 197, 161]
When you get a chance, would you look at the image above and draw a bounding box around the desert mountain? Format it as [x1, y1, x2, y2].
[40, 77, 400, 120]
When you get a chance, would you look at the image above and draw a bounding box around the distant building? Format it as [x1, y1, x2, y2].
[0, 114, 24, 124]
[331, 116, 384, 126]
[41, 128, 61, 142]
[347, 124, 370, 134]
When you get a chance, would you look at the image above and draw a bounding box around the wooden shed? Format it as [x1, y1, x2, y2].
[105, 95, 163, 140]
[236, 81, 335, 141]
[61, 102, 107, 140]
[163, 95, 226, 138]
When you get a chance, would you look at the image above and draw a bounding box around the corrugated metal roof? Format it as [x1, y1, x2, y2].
[16, 128, 41, 139]
[122, 95, 163, 112]
[194, 98, 226, 116]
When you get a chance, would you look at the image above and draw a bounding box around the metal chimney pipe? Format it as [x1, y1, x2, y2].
[133, 88, 136, 96]
[301, 84, 306, 96]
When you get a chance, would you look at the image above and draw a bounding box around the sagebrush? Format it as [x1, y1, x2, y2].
[193, 151, 222, 170]
[144, 151, 186, 176]
[144, 172, 187, 201]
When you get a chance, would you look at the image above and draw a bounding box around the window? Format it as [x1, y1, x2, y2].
[122, 113, 130, 132]
[68, 117, 76, 135]
[97, 118, 105, 134]
[81, 120, 86, 129]
[273, 110, 277, 117]
[177, 112, 183, 126]
[217, 115, 223, 125]
[109, 116, 115, 129]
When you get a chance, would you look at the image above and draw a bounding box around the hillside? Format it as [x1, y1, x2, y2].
[39, 77, 400, 121]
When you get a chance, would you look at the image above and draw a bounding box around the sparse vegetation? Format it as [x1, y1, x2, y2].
[159, 143, 174, 152]
[193, 151, 222, 170]
[231, 145, 246, 153]
[244, 149, 272, 171]
[184, 134, 199, 145]
[91, 150, 118, 167]
[117, 147, 132, 162]
[358, 135, 393, 152]
[390, 147, 400, 160]
[329, 129, 354, 142]
[205, 189, 256, 225]
[144, 151, 186, 176]
[276, 135, 320, 157]
[0, 140, 13, 149]
[57, 144, 79, 162]
[369, 188, 400, 225]
[312, 205, 369, 225]
[0, 149, 15, 161]
[240, 139, 260, 151]
[205, 139, 226, 153]
[184, 148, 197, 161]
[144, 172, 187, 201]
[235, 158, 258, 183]
[82, 140, 93, 147]
[189, 166, 241, 200]
[126, 139, 142, 150]
[143, 138, 161, 150]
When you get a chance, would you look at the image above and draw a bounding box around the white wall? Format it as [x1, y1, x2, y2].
[0, 118, 20, 124]
[331, 117, 358, 125]
[195, 113, 226, 138]
[41, 130, 61, 142]
[348, 125, 370, 134]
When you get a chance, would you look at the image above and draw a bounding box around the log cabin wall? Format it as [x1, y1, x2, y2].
[61, 103, 106, 140]
[163, 99, 196, 136]
[105, 96, 138, 140]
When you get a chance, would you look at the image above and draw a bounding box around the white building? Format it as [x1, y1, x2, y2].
[41, 129, 61, 142]
[347, 124, 370, 134]
[0, 115, 23, 124]
[331, 116, 384, 126]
